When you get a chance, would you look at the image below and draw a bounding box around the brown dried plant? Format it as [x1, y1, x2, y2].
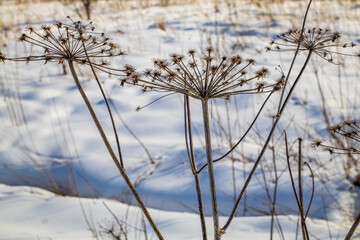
[1, 18, 164, 240]
[122, 47, 280, 240]
[222, 6, 360, 235]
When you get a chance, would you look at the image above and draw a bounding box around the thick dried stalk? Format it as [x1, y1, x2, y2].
[345, 212, 360, 240]
[201, 99, 221, 240]
[68, 61, 164, 240]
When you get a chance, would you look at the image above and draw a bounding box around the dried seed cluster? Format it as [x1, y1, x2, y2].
[122, 47, 281, 101]
[311, 120, 360, 154]
[267, 28, 358, 64]
[4, 17, 125, 74]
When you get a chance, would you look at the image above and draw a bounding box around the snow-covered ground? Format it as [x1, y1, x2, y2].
[0, 0, 359, 239]
[0, 183, 350, 240]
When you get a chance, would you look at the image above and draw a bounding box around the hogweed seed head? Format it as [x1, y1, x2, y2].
[329, 120, 360, 142]
[122, 48, 281, 101]
[267, 28, 359, 64]
[255, 67, 270, 79]
[4, 18, 126, 75]
[310, 138, 325, 148]
[313, 120, 360, 155]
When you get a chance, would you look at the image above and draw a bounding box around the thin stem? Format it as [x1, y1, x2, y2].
[276, 0, 313, 115]
[201, 99, 221, 240]
[184, 95, 208, 240]
[298, 138, 308, 240]
[82, 41, 124, 167]
[304, 162, 314, 219]
[270, 134, 280, 240]
[197, 91, 273, 173]
[67, 61, 164, 240]
[285, 132, 301, 210]
[222, 51, 313, 233]
[109, 99, 154, 164]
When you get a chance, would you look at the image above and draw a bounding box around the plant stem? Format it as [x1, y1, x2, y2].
[276, 0, 313, 115]
[201, 99, 221, 240]
[184, 95, 208, 240]
[298, 138, 308, 240]
[222, 51, 313, 233]
[67, 61, 164, 240]
[345, 212, 360, 240]
[82, 42, 124, 167]
[197, 91, 274, 174]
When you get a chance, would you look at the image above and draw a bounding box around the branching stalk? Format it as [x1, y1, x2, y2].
[276, 0, 313, 115]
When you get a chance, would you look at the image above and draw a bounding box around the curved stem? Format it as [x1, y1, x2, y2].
[184, 95, 208, 240]
[201, 99, 221, 240]
[67, 61, 164, 240]
[109, 99, 155, 164]
[304, 162, 314, 219]
[276, 0, 313, 115]
[285, 132, 301, 210]
[221, 51, 312, 233]
[82, 42, 124, 167]
[197, 91, 274, 174]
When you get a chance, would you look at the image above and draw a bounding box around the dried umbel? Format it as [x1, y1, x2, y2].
[311, 120, 360, 155]
[5, 17, 125, 73]
[330, 120, 360, 143]
[267, 28, 358, 64]
[123, 47, 279, 102]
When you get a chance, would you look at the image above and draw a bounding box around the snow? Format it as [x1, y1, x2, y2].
[0, 184, 350, 239]
[0, 0, 359, 239]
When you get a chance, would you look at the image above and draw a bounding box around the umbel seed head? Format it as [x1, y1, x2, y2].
[267, 28, 359, 64]
[5, 17, 126, 76]
[122, 47, 281, 101]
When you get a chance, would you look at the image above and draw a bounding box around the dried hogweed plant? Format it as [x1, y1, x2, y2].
[272, 29, 360, 188]
[221, 26, 360, 236]
[267, 27, 358, 116]
[1, 18, 164, 240]
[123, 47, 281, 240]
